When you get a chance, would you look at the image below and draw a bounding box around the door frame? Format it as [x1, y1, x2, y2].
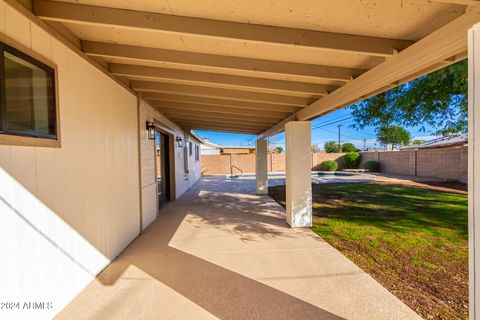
[153, 124, 176, 216]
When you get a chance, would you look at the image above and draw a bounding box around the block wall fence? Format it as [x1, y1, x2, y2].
[201, 152, 345, 175]
[360, 146, 468, 182]
[201, 146, 467, 183]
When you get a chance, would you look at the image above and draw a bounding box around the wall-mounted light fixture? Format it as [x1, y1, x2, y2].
[176, 136, 183, 148]
[146, 121, 155, 140]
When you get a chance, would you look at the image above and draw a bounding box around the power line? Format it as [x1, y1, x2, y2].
[316, 127, 365, 141]
[312, 116, 354, 130]
[312, 112, 355, 127]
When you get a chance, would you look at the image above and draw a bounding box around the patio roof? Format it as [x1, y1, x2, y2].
[31, 0, 478, 135]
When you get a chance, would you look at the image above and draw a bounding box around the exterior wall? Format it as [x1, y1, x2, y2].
[187, 139, 202, 185]
[138, 101, 159, 230]
[138, 101, 202, 231]
[0, 2, 140, 319]
[201, 152, 345, 175]
[360, 146, 468, 182]
[0, 2, 202, 319]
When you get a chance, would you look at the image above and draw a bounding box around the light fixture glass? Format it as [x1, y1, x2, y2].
[176, 136, 183, 147]
[146, 121, 155, 140]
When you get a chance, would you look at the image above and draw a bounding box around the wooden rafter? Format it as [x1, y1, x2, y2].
[82, 41, 362, 82]
[109, 64, 334, 96]
[132, 81, 316, 106]
[33, 0, 413, 57]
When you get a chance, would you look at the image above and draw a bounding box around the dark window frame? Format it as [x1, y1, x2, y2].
[195, 144, 200, 161]
[0, 42, 57, 140]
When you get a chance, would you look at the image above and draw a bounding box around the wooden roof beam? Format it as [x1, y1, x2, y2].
[175, 120, 265, 131]
[33, 0, 413, 57]
[182, 126, 258, 135]
[259, 5, 480, 138]
[165, 114, 276, 126]
[82, 41, 363, 82]
[157, 107, 284, 122]
[145, 94, 301, 113]
[151, 101, 291, 119]
[109, 63, 335, 96]
[132, 81, 315, 106]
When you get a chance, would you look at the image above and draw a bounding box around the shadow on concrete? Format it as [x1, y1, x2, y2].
[59, 177, 344, 320]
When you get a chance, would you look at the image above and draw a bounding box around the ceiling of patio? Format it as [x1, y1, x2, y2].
[32, 0, 475, 134]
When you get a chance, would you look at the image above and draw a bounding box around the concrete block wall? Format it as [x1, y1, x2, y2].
[360, 146, 467, 181]
[378, 150, 415, 175]
[416, 147, 466, 181]
[201, 152, 345, 175]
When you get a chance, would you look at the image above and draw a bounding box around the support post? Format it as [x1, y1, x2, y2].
[468, 24, 480, 320]
[256, 138, 268, 194]
[285, 121, 312, 227]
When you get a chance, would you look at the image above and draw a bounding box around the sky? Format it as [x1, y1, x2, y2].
[195, 106, 437, 150]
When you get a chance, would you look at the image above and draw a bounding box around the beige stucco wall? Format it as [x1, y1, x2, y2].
[0, 2, 141, 319]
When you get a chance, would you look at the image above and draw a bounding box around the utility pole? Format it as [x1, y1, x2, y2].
[337, 124, 342, 151]
[363, 138, 367, 150]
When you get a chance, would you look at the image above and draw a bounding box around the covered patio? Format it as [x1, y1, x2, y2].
[1, 0, 480, 318]
[56, 176, 420, 320]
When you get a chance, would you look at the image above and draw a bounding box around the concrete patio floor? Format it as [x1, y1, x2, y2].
[56, 176, 421, 320]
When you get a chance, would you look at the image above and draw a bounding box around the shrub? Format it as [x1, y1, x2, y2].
[343, 151, 361, 168]
[319, 160, 338, 171]
[324, 141, 341, 153]
[363, 160, 380, 172]
[341, 142, 357, 153]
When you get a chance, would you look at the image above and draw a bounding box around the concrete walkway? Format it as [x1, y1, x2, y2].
[56, 177, 421, 320]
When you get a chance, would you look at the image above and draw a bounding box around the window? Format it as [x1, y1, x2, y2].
[195, 144, 200, 161]
[189, 141, 193, 156]
[0, 43, 56, 139]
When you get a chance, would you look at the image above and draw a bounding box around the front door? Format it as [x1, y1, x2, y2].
[155, 130, 171, 210]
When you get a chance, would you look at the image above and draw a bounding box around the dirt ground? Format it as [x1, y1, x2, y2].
[368, 175, 467, 194]
[269, 179, 468, 320]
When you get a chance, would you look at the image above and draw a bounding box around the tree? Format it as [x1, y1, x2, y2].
[350, 61, 467, 135]
[341, 142, 357, 152]
[324, 141, 340, 153]
[377, 125, 411, 149]
[311, 144, 319, 153]
[412, 139, 425, 145]
[275, 146, 283, 154]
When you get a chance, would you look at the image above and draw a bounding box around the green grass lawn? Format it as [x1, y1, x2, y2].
[269, 183, 468, 320]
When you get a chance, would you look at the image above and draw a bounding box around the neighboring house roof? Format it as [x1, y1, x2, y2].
[200, 138, 254, 150]
[201, 138, 222, 149]
[189, 130, 205, 144]
[403, 133, 467, 149]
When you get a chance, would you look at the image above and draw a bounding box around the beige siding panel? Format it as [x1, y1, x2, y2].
[0, 2, 140, 319]
[5, 3, 30, 47]
[0, 1, 6, 34]
[141, 183, 157, 229]
[30, 22, 52, 59]
[138, 100, 202, 231]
